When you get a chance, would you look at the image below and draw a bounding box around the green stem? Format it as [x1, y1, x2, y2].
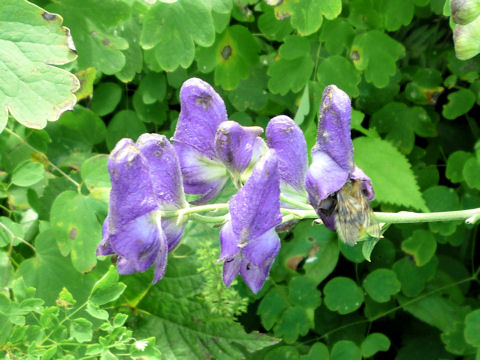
[190, 213, 228, 224]
[374, 208, 480, 224]
[280, 194, 313, 211]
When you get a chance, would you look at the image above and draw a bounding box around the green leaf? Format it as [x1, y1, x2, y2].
[106, 110, 147, 151]
[454, 17, 480, 60]
[316, 56, 361, 98]
[381, 0, 415, 31]
[392, 256, 438, 297]
[362, 237, 380, 262]
[442, 89, 476, 119]
[363, 268, 401, 303]
[323, 277, 364, 314]
[353, 137, 427, 211]
[116, 16, 143, 83]
[274, 306, 312, 344]
[228, 67, 268, 112]
[138, 72, 167, 105]
[197, 25, 259, 90]
[90, 82, 122, 116]
[80, 154, 110, 200]
[300, 342, 329, 360]
[267, 36, 314, 95]
[57, 287, 76, 308]
[361, 333, 391, 357]
[50, 190, 101, 272]
[265, 346, 300, 360]
[351, 30, 405, 88]
[70, 318, 93, 343]
[401, 229, 437, 266]
[319, 18, 355, 55]
[128, 257, 277, 359]
[89, 266, 126, 306]
[11, 160, 45, 187]
[17, 229, 94, 305]
[0, 0, 79, 131]
[424, 186, 460, 235]
[258, 2, 293, 41]
[463, 157, 480, 190]
[141, 0, 215, 71]
[330, 340, 361, 360]
[258, 286, 289, 330]
[465, 309, 480, 346]
[446, 151, 474, 183]
[75, 67, 97, 101]
[289, 277, 322, 309]
[47, 0, 130, 74]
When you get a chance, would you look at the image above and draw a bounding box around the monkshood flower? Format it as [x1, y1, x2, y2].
[305, 85, 378, 246]
[173, 78, 265, 204]
[219, 150, 282, 293]
[97, 134, 187, 283]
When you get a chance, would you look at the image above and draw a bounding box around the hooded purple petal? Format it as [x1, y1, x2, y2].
[313, 85, 354, 173]
[242, 229, 280, 267]
[214, 121, 263, 177]
[136, 133, 187, 210]
[266, 116, 308, 193]
[173, 78, 229, 203]
[97, 216, 114, 256]
[351, 166, 375, 201]
[153, 229, 168, 283]
[223, 254, 242, 287]
[229, 150, 282, 243]
[219, 220, 241, 261]
[240, 258, 275, 294]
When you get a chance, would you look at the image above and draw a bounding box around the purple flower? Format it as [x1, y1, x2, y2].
[219, 150, 282, 293]
[97, 134, 187, 283]
[305, 85, 375, 244]
[173, 78, 265, 204]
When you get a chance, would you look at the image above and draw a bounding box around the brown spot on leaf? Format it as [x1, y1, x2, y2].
[286, 255, 304, 271]
[69, 227, 78, 240]
[42, 11, 57, 21]
[102, 39, 110, 46]
[91, 30, 97, 36]
[221, 45, 232, 60]
[350, 50, 360, 61]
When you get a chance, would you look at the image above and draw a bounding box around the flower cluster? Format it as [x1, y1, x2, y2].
[97, 78, 376, 293]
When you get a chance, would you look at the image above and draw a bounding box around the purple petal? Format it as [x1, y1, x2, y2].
[136, 133, 186, 210]
[266, 116, 308, 192]
[161, 217, 186, 251]
[214, 121, 263, 176]
[314, 85, 354, 173]
[305, 151, 349, 205]
[219, 221, 241, 260]
[229, 150, 282, 243]
[107, 138, 158, 231]
[223, 254, 242, 287]
[97, 216, 114, 256]
[109, 212, 162, 272]
[153, 229, 168, 283]
[240, 258, 275, 294]
[351, 166, 375, 201]
[117, 257, 138, 275]
[242, 229, 280, 267]
[173, 78, 227, 159]
[173, 142, 228, 204]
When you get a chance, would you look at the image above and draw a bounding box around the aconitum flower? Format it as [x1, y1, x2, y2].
[173, 78, 265, 203]
[97, 134, 187, 282]
[305, 85, 376, 245]
[219, 150, 282, 293]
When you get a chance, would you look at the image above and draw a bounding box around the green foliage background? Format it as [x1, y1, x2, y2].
[1, 0, 480, 358]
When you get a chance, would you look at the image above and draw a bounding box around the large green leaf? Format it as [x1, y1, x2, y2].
[126, 257, 277, 359]
[0, 0, 79, 131]
[353, 137, 427, 211]
[47, 0, 131, 75]
[141, 0, 215, 71]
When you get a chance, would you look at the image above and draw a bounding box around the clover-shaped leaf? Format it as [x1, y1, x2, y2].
[401, 230, 437, 267]
[267, 36, 314, 95]
[351, 30, 405, 88]
[442, 89, 476, 119]
[363, 268, 401, 303]
[141, 0, 215, 71]
[446, 151, 474, 183]
[47, 0, 130, 75]
[361, 333, 391, 358]
[324, 277, 364, 314]
[463, 157, 480, 190]
[0, 0, 79, 131]
[464, 309, 480, 346]
[316, 55, 361, 97]
[197, 25, 259, 90]
[331, 340, 362, 360]
[424, 186, 460, 236]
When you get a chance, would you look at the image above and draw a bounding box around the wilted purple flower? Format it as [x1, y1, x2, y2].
[97, 134, 187, 282]
[305, 85, 376, 245]
[219, 150, 282, 293]
[173, 78, 264, 203]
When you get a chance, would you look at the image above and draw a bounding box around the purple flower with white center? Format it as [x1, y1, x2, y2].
[97, 134, 187, 282]
[173, 78, 264, 203]
[305, 85, 376, 245]
[219, 150, 282, 293]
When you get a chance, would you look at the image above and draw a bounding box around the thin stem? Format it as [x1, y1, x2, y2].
[161, 203, 229, 218]
[374, 208, 480, 224]
[4, 128, 81, 191]
[280, 194, 313, 211]
[189, 213, 228, 224]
